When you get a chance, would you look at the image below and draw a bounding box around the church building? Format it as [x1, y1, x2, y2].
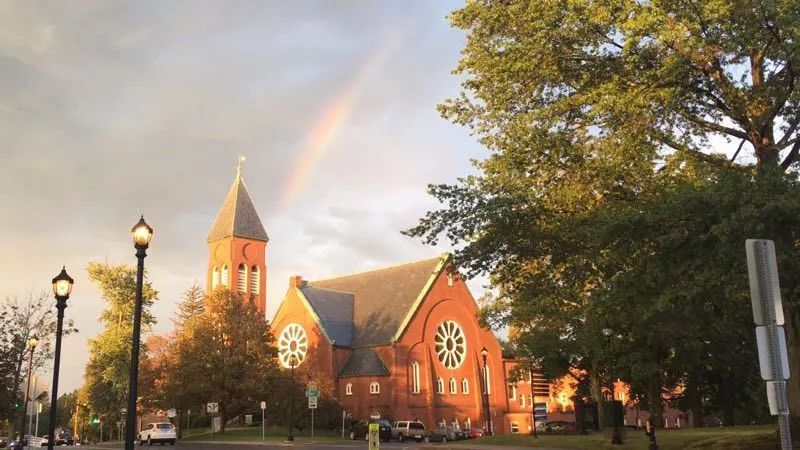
[205, 168, 686, 434]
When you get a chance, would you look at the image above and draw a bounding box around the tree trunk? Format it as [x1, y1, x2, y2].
[590, 367, 604, 429]
[647, 373, 664, 428]
[718, 375, 735, 426]
[782, 300, 800, 436]
[686, 373, 705, 428]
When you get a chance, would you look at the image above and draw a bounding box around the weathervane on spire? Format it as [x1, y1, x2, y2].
[236, 154, 246, 178]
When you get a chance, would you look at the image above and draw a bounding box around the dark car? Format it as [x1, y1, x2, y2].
[349, 419, 392, 442]
[465, 428, 484, 439]
[54, 431, 74, 446]
[544, 421, 576, 432]
[429, 427, 467, 443]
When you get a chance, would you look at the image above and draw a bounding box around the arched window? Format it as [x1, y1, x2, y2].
[483, 366, 491, 395]
[465, 418, 471, 430]
[250, 266, 260, 294]
[449, 378, 457, 394]
[370, 381, 380, 394]
[221, 265, 229, 287]
[411, 362, 420, 394]
[462, 378, 469, 394]
[452, 418, 459, 429]
[436, 377, 444, 394]
[237, 264, 247, 293]
[345, 383, 353, 396]
[508, 382, 517, 400]
[521, 394, 526, 408]
[212, 267, 220, 289]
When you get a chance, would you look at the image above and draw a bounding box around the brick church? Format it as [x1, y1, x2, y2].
[204, 168, 691, 434]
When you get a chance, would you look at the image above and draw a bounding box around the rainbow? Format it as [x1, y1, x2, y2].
[278, 26, 408, 211]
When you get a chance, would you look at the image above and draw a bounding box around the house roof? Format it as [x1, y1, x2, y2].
[299, 285, 354, 346]
[338, 348, 390, 377]
[207, 174, 269, 242]
[308, 256, 443, 347]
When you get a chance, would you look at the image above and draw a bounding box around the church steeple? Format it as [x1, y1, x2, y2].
[207, 156, 269, 315]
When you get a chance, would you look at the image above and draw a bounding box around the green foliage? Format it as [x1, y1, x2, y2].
[408, 0, 800, 427]
[82, 262, 158, 427]
[174, 283, 205, 327]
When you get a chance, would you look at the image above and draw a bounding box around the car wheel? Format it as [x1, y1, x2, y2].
[147, 436, 152, 446]
[423, 436, 430, 444]
[442, 437, 448, 443]
[398, 435, 404, 443]
[170, 440, 176, 446]
[349, 431, 355, 440]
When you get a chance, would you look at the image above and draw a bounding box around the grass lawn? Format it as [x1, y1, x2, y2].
[474, 425, 781, 449]
[182, 425, 348, 443]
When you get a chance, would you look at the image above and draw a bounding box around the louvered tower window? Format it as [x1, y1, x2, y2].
[250, 266, 260, 294]
[212, 267, 220, 289]
[237, 264, 247, 293]
[221, 265, 229, 287]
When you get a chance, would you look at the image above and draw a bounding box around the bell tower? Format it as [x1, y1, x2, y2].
[207, 157, 269, 314]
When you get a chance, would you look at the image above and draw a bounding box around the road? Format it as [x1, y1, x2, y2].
[80, 441, 448, 450]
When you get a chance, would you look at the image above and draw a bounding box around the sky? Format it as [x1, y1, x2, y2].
[0, 1, 488, 392]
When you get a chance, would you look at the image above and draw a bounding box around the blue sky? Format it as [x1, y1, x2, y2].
[0, 1, 488, 392]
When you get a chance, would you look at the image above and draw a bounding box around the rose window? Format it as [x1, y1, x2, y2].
[435, 320, 466, 369]
[278, 323, 307, 368]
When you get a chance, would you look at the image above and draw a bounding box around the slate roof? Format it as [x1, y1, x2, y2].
[207, 175, 269, 242]
[308, 256, 443, 347]
[338, 348, 390, 377]
[299, 285, 354, 346]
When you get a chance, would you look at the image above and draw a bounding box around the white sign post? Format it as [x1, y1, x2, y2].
[260, 401, 266, 441]
[307, 385, 318, 442]
[746, 239, 792, 450]
[206, 403, 219, 440]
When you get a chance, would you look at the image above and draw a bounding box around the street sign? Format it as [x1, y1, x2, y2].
[756, 326, 791, 380]
[746, 239, 793, 450]
[746, 239, 785, 326]
[207, 402, 219, 414]
[306, 388, 319, 398]
[369, 412, 381, 420]
[368, 423, 380, 450]
[308, 396, 318, 409]
[166, 408, 176, 418]
[260, 401, 266, 410]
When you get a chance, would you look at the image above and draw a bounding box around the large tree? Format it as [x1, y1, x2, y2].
[407, 0, 800, 429]
[82, 262, 158, 430]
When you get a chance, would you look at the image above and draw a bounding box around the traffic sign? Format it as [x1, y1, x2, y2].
[306, 388, 319, 398]
[369, 412, 381, 420]
[260, 401, 266, 410]
[308, 396, 318, 409]
[167, 408, 176, 418]
[368, 423, 380, 450]
[746, 240, 785, 326]
[207, 402, 219, 413]
[756, 326, 791, 380]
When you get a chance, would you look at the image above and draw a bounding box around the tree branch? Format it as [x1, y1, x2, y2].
[780, 138, 800, 170]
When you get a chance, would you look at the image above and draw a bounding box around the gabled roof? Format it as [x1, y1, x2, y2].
[308, 256, 444, 346]
[338, 348, 390, 377]
[299, 285, 354, 346]
[207, 174, 269, 242]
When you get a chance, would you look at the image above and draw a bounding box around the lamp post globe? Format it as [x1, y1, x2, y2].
[47, 267, 73, 450]
[480, 347, 492, 435]
[125, 216, 152, 450]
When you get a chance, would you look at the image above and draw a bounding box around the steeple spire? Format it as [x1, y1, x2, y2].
[207, 159, 269, 243]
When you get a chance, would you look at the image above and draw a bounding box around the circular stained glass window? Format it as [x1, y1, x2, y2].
[435, 320, 466, 369]
[278, 323, 307, 368]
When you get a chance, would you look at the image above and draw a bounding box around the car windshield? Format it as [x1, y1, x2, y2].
[156, 424, 173, 430]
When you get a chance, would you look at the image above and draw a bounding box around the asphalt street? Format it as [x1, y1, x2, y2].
[79, 442, 446, 450]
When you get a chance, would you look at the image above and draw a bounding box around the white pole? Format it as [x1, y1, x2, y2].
[311, 408, 314, 442]
[261, 409, 265, 441]
[341, 410, 345, 439]
[187, 410, 190, 434]
[35, 403, 40, 437]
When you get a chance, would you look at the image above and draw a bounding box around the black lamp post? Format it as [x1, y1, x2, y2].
[287, 355, 297, 442]
[20, 335, 38, 450]
[125, 216, 153, 450]
[480, 347, 492, 436]
[602, 327, 623, 445]
[47, 267, 73, 450]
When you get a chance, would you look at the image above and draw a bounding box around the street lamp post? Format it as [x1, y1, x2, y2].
[47, 267, 74, 450]
[529, 362, 537, 438]
[480, 347, 492, 436]
[287, 355, 297, 442]
[21, 336, 38, 450]
[125, 216, 153, 450]
[602, 328, 623, 445]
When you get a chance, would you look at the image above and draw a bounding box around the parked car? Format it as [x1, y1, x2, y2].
[465, 428, 484, 439]
[429, 426, 467, 443]
[392, 421, 429, 442]
[138, 423, 177, 446]
[54, 431, 74, 446]
[0, 437, 11, 448]
[544, 421, 576, 432]
[349, 419, 392, 442]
